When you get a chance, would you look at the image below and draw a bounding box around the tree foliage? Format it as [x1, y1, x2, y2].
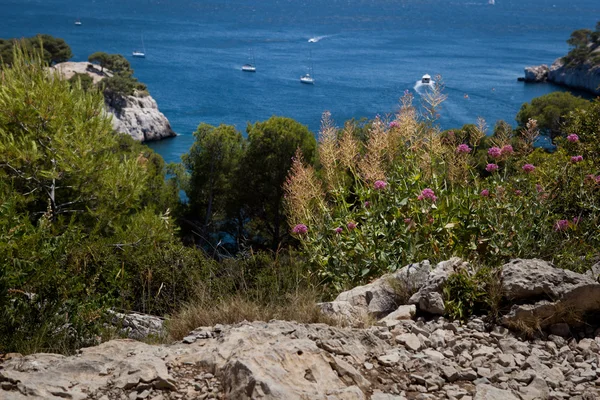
[0, 47, 192, 353]
[0, 34, 72, 65]
[182, 123, 245, 231]
[516, 91, 591, 139]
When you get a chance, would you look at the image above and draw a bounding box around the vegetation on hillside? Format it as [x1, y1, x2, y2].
[1, 35, 599, 354]
[0, 34, 72, 65]
[285, 82, 600, 297]
[87, 52, 147, 99]
[563, 21, 600, 67]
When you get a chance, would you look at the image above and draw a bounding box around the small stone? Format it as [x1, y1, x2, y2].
[549, 323, 571, 337]
[378, 352, 401, 367]
[395, 333, 421, 351]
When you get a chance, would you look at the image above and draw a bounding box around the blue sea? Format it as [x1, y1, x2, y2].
[2, 0, 599, 163]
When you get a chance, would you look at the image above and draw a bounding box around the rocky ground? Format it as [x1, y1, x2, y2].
[2, 258, 600, 400]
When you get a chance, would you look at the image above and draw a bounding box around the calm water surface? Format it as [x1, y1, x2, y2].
[2, 0, 598, 163]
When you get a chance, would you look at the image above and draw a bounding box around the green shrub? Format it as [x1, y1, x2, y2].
[285, 90, 600, 294]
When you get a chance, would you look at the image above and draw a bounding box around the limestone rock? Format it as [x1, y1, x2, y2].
[409, 258, 467, 315]
[547, 58, 600, 95]
[501, 259, 600, 329]
[378, 305, 416, 326]
[106, 309, 166, 340]
[106, 93, 177, 142]
[334, 260, 432, 317]
[523, 65, 549, 82]
[52, 61, 177, 142]
[318, 301, 369, 326]
[474, 383, 519, 400]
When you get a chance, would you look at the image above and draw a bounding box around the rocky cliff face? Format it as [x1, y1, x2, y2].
[105, 92, 177, 142]
[523, 59, 600, 95]
[53, 62, 177, 142]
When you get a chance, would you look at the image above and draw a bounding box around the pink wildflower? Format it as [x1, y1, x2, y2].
[374, 180, 387, 190]
[486, 163, 499, 172]
[554, 220, 569, 232]
[417, 188, 437, 202]
[514, 190, 523, 196]
[536, 184, 544, 193]
[522, 164, 536, 173]
[570, 155, 583, 163]
[292, 224, 308, 235]
[364, 201, 371, 208]
[389, 121, 399, 128]
[567, 134, 579, 143]
[488, 147, 502, 158]
[456, 144, 472, 154]
[480, 189, 490, 197]
[501, 145, 514, 155]
[334, 227, 343, 234]
[347, 222, 357, 230]
[404, 218, 412, 224]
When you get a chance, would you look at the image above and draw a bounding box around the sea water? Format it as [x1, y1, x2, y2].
[1, 0, 598, 163]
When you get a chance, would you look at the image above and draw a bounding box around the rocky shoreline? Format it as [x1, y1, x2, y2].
[2, 258, 600, 400]
[52, 62, 177, 142]
[520, 58, 600, 96]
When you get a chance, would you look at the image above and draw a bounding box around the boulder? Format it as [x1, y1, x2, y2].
[501, 259, 600, 329]
[408, 258, 467, 315]
[318, 301, 369, 326]
[334, 260, 432, 317]
[106, 92, 177, 142]
[377, 305, 416, 327]
[106, 309, 166, 340]
[523, 65, 549, 82]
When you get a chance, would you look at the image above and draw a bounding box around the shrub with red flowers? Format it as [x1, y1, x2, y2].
[284, 93, 600, 291]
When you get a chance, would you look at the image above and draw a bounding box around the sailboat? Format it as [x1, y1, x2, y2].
[242, 49, 256, 72]
[74, 18, 82, 26]
[132, 35, 146, 58]
[300, 50, 315, 84]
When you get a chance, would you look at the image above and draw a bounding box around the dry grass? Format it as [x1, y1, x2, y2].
[167, 289, 340, 341]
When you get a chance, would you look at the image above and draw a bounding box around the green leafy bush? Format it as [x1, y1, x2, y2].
[285, 89, 600, 295]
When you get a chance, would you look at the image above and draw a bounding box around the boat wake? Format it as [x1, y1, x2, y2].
[308, 35, 330, 43]
[413, 80, 435, 94]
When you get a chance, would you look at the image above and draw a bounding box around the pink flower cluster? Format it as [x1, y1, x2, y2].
[567, 134, 579, 143]
[570, 155, 583, 163]
[389, 121, 399, 128]
[486, 163, 499, 172]
[522, 164, 536, 173]
[335, 227, 343, 234]
[554, 220, 569, 232]
[586, 175, 600, 184]
[347, 222, 357, 230]
[488, 147, 502, 158]
[456, 144, 472, 154]
[374, 180, 388, 190]
[417, 188, 437, 202]
[292, 224, 308, 234]
[480, 189, 490, 197]
[501, 145, 514, 155]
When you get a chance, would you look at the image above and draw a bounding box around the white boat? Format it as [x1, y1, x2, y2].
[75, 19, 82, 26]
[300, 74, 315, 84]
[300, 51, 315, 84]
[242, 50, 256, 72]
[132, 35, 146, 58]
[421, 74, 431, 84]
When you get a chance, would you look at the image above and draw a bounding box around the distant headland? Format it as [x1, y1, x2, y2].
[520, 22, 600, 96]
